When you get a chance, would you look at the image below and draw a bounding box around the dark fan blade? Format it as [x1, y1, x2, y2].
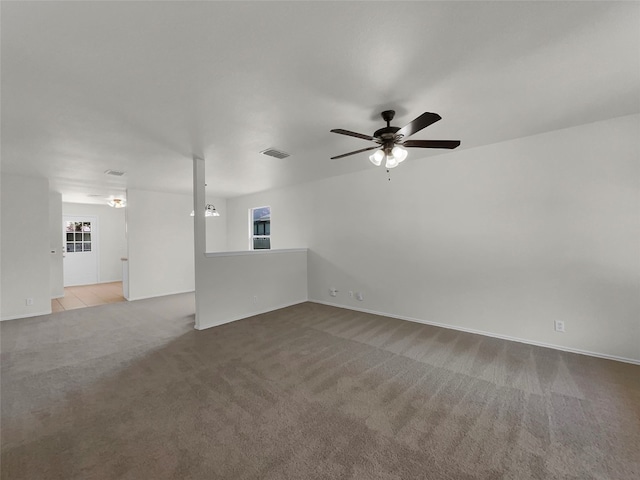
[331, 146, 380, 160]
[330, 129, 375, 141]
[395, 112, 442, 139]
[402, 140, 460, 149]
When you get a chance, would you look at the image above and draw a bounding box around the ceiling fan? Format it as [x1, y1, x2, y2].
[87, 193, 127, 208]
[330, 110, 460, 169]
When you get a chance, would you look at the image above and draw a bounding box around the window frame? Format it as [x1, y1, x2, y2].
[249, 205, 271, 250]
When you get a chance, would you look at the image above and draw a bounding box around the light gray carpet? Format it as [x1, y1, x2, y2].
[1, 295, 639, 479]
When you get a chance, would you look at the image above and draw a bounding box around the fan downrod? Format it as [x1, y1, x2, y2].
[374, 110, 400, 139]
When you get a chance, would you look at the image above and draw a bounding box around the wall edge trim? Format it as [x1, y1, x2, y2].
[204, 248, 307, 258]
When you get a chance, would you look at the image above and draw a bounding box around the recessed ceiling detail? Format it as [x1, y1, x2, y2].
[260, 148, 291, 159]
[104, 170, 126, 176]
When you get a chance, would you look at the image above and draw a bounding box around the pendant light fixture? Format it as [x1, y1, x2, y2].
[190, 204, 220, 217]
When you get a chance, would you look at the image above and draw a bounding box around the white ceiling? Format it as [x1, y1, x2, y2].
[2, 1, 639, 204]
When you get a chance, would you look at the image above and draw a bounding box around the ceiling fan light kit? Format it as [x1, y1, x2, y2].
[331, 109, 460, 169]
[370, 144, 408, 169]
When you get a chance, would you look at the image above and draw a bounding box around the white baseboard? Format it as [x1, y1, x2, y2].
[63, 279, 123, 288]
[1, 309, 52, 321]
[195, 299, 308, 331]
[309, 299, 640, 366]
[127, 289, 195, 302]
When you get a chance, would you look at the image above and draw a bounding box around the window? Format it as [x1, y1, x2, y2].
[65, 221, 92, 252]
[250, 206, 271, 250]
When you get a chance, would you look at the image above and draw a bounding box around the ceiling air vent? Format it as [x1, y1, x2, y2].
[259, 148, 290, 159]
[104, 169, 126, 176]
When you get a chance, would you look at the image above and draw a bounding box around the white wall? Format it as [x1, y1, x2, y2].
[205, 196, 227, 252]
[226, 115, 640, 363]
[193, 155, 306, 330]
[1, 175, 51, 320]
[127, 189, 194, 300]
[62, 202, 126, 283]
[49, 192, 64, 298]
[196, 250, 308, 330]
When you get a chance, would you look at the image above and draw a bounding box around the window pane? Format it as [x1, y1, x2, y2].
[65, 222, 74, 232]
[251, 207, 271, 250]
[75, 222, 83, 232]
[82, 222, 91, 232]
[83, 233, 91, 241]
[83, 243, 91, 252]
[67, 243, 75, 252]
[75, 233, 82, 241]
[252, 207, 270, 222]
[66, 232, 74, 241]
[253, 237, 270, 250]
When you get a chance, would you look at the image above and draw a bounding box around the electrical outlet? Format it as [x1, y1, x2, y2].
[25, 298, 34, 306]
[348, 291, 354, 298]
[356, 292, 364, 301]
[329, 288, 338, 297]
[554, 320, 565, 332]
[252, 295, 258, 303]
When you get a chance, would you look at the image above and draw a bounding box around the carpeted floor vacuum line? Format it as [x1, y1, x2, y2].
[1, 295, 639, 479]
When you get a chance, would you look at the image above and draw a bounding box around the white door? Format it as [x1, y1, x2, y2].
[63, 216, 99, 286]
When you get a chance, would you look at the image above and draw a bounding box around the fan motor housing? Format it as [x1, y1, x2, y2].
[373, 126, 400, 140]
[375, 110, 400, 140]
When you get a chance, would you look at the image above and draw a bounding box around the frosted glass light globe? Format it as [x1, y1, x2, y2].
[385, 155, 399, 169]
[369, 149, 384, 166]
[391, 145, 408, 163]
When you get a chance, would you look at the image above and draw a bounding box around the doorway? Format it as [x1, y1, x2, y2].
[63, 216, 99, 286]
[51, 282, 125, 311]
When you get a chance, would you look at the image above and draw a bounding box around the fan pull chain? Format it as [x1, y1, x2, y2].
[387, 169, 391, 181]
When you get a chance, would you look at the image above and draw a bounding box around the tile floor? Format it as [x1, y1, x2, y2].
[51, 282, 125, 312]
